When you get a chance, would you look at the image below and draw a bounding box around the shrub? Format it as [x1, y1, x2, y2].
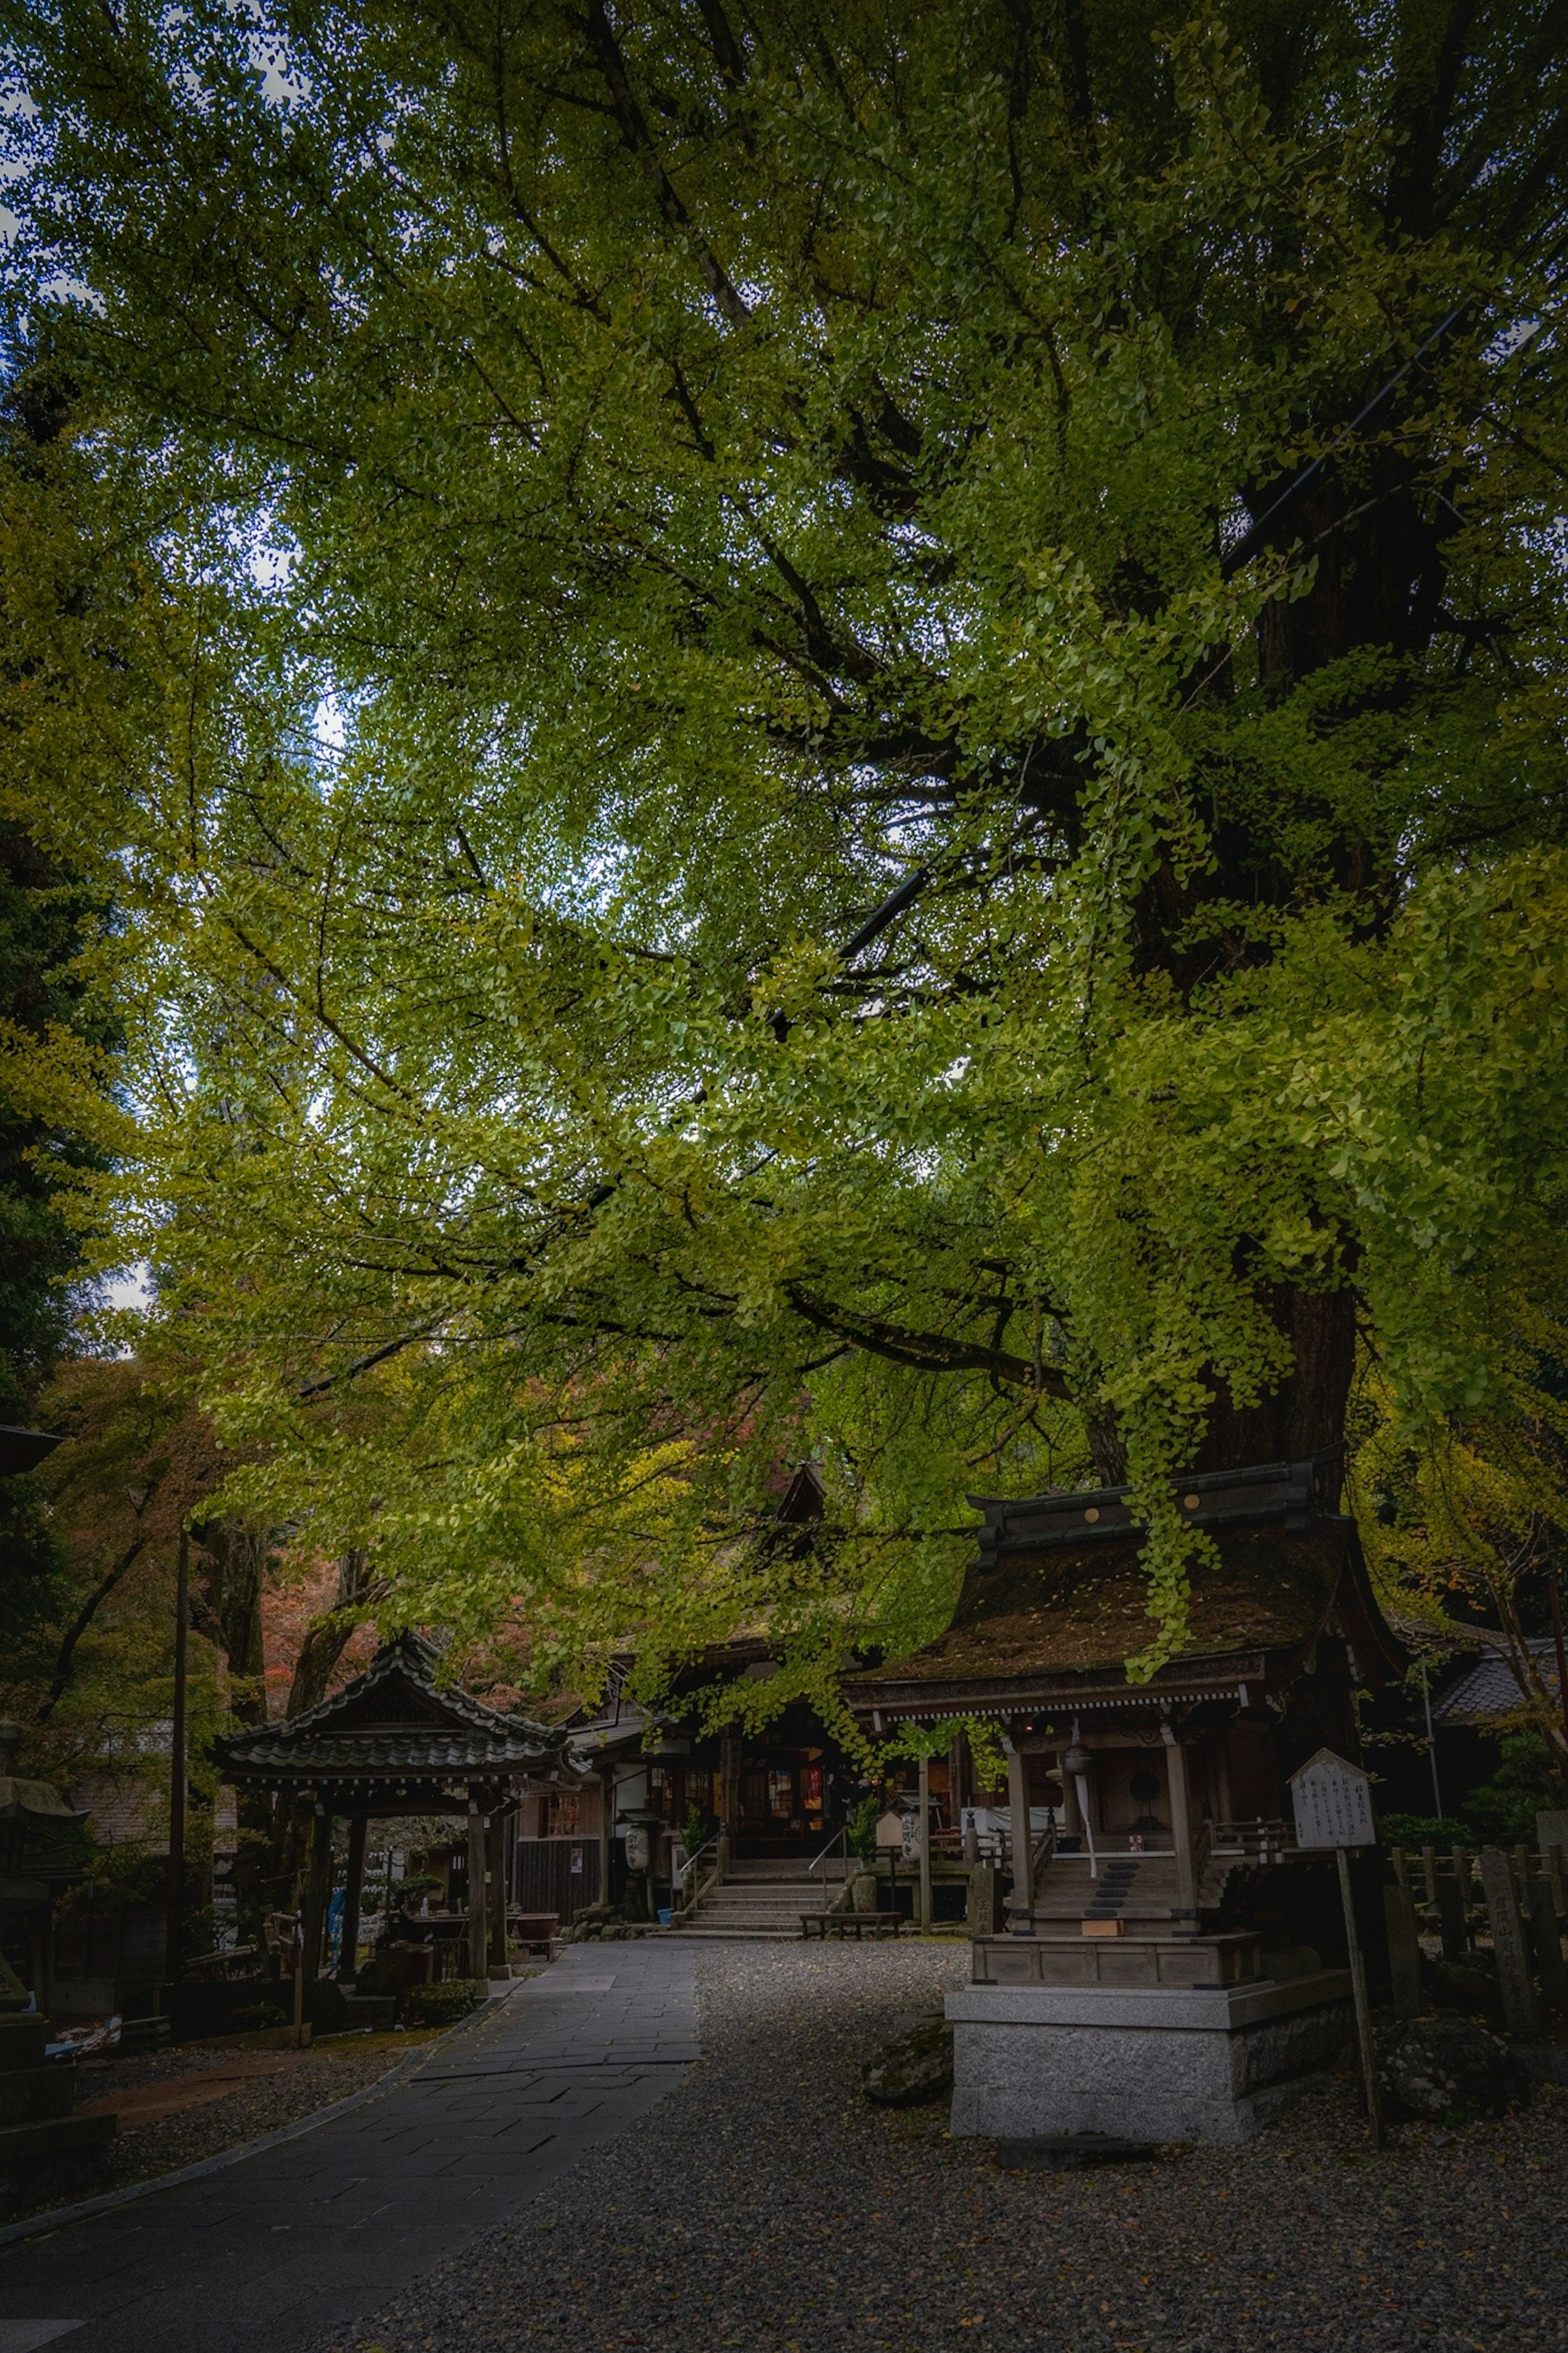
[847, 1794, 882, 1858]
[1381, 1813, 1475, 1849]
[229, 2001, 288, 2032]
[398, 1981, 480, 2028]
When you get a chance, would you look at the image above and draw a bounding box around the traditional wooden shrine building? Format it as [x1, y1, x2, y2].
[844, 1457, 1407, 2142]
[214, 1632, 579, 1987]
[518, 1468, 877, 1929]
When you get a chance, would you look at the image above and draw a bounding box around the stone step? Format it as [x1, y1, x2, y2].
[697, 1886, 831, 1906]
[661, 1926, 810, 1942]
[688, 1899, 832, 1925]
[691, 1891, 827, 1910]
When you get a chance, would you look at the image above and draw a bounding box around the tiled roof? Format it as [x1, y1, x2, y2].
[846, 1460, 1404, 1715]
[1432, 1637, 1560, 1724]
[213, 1630, 566, 1784]
[214, 1726, 558, 1777]
[848, 1523, 1344, 1693]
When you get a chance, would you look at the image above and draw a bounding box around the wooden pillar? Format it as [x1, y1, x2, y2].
[717, 1734, 742, 1875]
[1212, 1733, 1234, 1833]
[1005, 1740, 1033, 1934]
[598, 1770, 613, 1908]
[918, 1753, 933, 1931]
[487, 1811, 509, 1972]
[1163, 1728, 1199, 1929]
[467, 1793, 489, 1983]
[338, 1813, 368, 1982]
[300, 1808, 332, 1987]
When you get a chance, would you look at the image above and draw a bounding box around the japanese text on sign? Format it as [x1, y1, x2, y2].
[1289, 1748, 1376, 1849]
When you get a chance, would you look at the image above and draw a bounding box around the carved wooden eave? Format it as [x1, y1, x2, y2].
[212, 1631, 579, 1811]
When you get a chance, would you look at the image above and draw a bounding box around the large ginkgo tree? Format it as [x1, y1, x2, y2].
[4, 0, 1568, 1699]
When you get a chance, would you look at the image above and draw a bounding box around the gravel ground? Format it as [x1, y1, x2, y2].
[4, 2034, 423, 2226]
[314, 1941, 1568, 2353]
[93, 2036, 413, 2195]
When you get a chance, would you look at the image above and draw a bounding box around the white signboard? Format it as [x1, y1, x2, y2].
[622, 1825, 650, 1871]
[875, 1809, 906, 1852]
[1289, 1748, 1376, 1849]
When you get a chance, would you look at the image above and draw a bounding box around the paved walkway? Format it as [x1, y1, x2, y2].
[0, 1943, 697, 2353]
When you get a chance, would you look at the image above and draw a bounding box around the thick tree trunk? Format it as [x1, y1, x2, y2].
[1191, 1287, 1358, 1497]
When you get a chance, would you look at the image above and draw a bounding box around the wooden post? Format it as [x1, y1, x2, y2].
[717, 1734, 741, 1875]
[488, 1811, 510, 1972]
[1163, 1727, 1199, 1931]
[1452, 1847, 1472, 1946]
[338, 1813, 368, 1983]
[1480, 1847, 1539, 2037]
[1383, 1882, 1421, 2020]
[918, 1753, 933, 1931]
[1526, 1874, 1567, 2013]
[1421, 1845, 1439, 1907]
[467, 1795, 489, 1983]
[1005, 1742, 1033, 1934]
[163, 1528, 190, 1988]
[1546, 1842, 1566, 1922]
[1336, 1847, 1385, 2149]
[598, 1769, 613, 1908]
[1392, 1847, 1410, 1898]
[1512, 1843, 1532, 1906]
[949, 1732, 971, 1819]
[300, 1808, 332, 1989]
[1434, 1868, 1466, 1960]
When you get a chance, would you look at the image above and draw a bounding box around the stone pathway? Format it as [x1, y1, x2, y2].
[0, 1943, 697, 2353]
[316, 1943, 1568, 2353]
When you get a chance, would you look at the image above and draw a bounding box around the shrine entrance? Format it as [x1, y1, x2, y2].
[722, 1699, 848, 1858]
[737, 1745, 833, 1857]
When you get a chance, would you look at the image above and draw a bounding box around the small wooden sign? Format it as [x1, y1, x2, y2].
[1288, 1748, 1376, 1849]
[875, 1809, 906, 1853]
[1081, 1917, 1126, 1938]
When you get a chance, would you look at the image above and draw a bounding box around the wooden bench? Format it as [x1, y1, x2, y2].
[801, 1910, 903, 1940]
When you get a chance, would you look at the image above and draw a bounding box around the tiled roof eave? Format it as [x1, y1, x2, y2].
[844, 1648, 1281, 1719]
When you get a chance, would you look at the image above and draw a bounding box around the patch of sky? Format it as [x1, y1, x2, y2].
[250, 533, 299, 592]
[1482, 313, 1549, 368]
[312, 693, 350, 753]
[104, 1260, 154, 1317]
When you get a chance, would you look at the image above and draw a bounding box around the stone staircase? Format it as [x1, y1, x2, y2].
[666, 1856, 841, 1941]
[1028, 1850, 1234, 1929]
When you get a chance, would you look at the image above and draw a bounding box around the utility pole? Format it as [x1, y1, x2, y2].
[1419, 1656, 1443, 1819]
[164, 1528, 189, 1988]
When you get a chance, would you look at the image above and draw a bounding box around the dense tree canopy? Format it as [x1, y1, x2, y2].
[4, 0, 1568, 1699]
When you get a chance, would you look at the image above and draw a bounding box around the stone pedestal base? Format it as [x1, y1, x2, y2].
[948, 1972, 1352, 2145]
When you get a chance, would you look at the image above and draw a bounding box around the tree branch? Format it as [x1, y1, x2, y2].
[783, 1283, 1069, 1394]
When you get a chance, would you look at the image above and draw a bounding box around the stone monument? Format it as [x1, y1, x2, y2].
[0, 1722, 116, 2218]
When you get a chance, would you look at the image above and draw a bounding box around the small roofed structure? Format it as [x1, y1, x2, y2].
[844, 1459, 1408, 2145]
[215, 1632, 577, 1988]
